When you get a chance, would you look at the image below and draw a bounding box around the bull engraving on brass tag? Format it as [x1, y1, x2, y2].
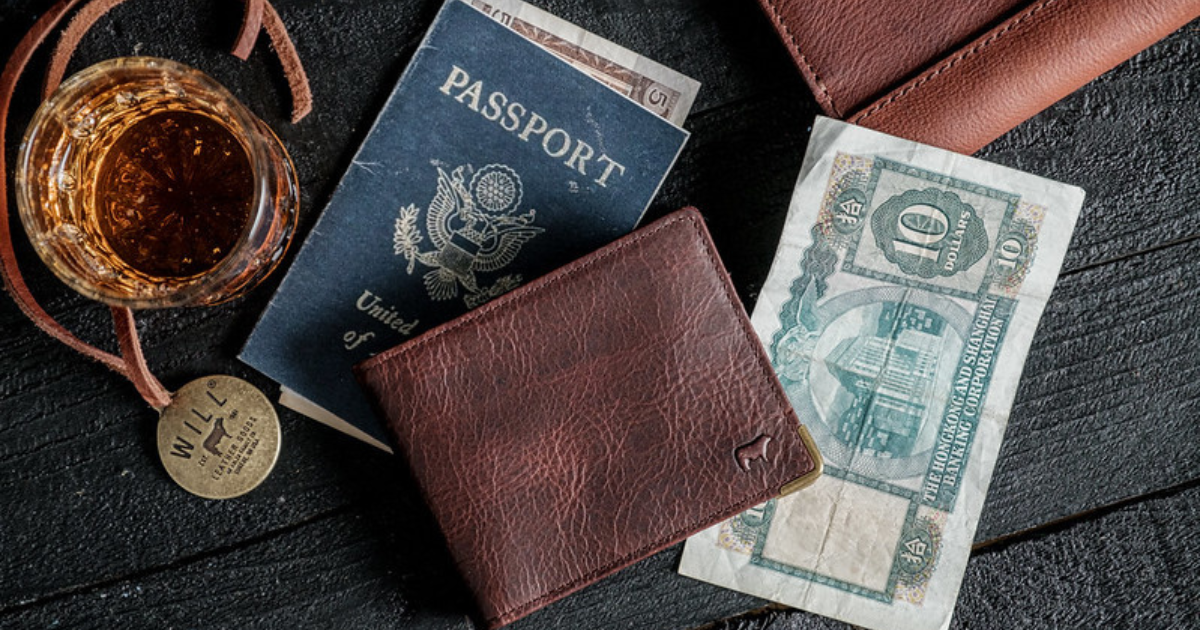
[157, 375, 280, 499]
[203, 416, 232, 456]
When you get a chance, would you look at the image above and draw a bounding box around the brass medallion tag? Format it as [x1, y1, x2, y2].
[157, 375, 280, 499]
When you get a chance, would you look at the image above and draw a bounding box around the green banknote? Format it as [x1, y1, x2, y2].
[679, 117, 1084, 630]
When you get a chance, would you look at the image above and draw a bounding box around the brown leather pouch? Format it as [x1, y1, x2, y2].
[354, 208, 821, 628]
[759, 0, 1200, 153]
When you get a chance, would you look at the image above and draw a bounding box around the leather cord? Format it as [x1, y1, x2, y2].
[0, 0, 312, 410]
[232, 0, 266, 61]
[43, 0, 313, 123]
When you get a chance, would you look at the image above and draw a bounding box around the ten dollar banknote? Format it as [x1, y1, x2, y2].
[679, 117, 1084, 630]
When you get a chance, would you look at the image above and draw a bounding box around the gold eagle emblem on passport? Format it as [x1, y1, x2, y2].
[394, 163, 543, 308]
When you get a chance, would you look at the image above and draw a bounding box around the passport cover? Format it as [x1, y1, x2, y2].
[354, 208, 822, 628]
[758, 0, 1200, 153]
[240, 0, 688, 446]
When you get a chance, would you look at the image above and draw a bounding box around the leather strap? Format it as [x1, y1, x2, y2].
[43, 0, 312, 123]
[0, 0, 129, 376]
[1, 0, 311, 410]
[259, 0, 312, 123]
[111, 305, 171, 409]
[232, 0, 266, 60]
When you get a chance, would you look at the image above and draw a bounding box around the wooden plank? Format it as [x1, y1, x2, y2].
[978, 235, 1200, 539]
[722, 483, 1200, 630]
[0, 83, 817, 613]
[5, 95, 1200, 623]
[0, 0, 812, 612]
[0, 505, 760, 629]
[0, 505, 474, 629]
[976, 20, 1200, 274]
[3, 474, 1195, 628]
[1, 0, 1198, 627]
[0, 0, 819, 611]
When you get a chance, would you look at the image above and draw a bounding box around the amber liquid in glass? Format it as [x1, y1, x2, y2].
[19, 58, 299, 308]
[94, 110, 253, 279]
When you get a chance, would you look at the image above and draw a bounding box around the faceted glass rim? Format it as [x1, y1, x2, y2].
[14, 56, 279, 308]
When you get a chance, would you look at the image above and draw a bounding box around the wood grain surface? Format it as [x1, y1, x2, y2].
[1, 1, 1197, 628]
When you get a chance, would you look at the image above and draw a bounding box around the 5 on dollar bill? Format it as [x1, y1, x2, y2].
[679, 117, 1085, 630]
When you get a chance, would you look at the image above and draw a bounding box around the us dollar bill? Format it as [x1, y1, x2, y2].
[679, 117, 1084, 630]
[469, 0, 700, 126]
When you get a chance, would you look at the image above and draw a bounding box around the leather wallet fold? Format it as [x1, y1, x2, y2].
[759, 0, 1200, 153]
[355, 208, 821, 628]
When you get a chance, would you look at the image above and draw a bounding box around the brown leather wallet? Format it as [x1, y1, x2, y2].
[354, 208, 822, 628]
[759, 0, 1200, 153]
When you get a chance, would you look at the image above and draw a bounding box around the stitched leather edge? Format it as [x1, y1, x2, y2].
[357, 209, 815, 626]
[850, 0, 1060, 124]
[759, 0, 841, 117]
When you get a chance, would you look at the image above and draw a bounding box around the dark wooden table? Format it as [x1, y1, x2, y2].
[2, 1, 1198, 628]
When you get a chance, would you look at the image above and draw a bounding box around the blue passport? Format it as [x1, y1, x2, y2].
[241, 0, 691, 448]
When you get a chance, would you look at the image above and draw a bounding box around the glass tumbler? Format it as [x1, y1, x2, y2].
[15, 56, 299, 308]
